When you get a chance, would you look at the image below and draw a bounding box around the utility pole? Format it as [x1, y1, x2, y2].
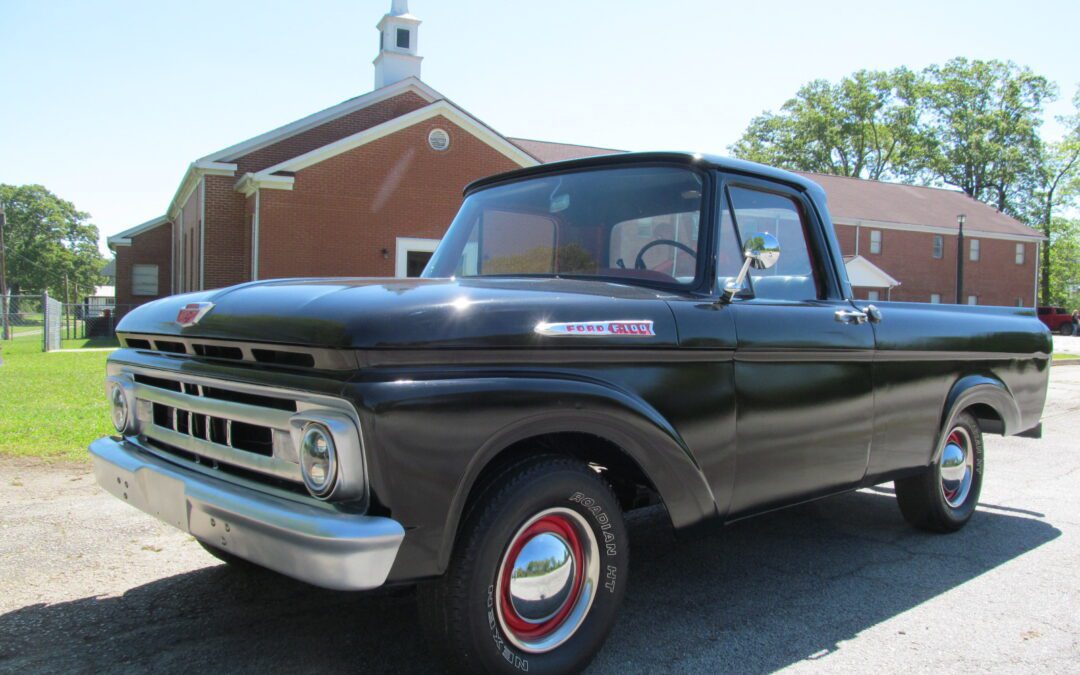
[955, 214, 966, 304]
[0, 202, 10, 341]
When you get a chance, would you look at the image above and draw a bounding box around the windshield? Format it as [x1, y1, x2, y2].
[423, 165, 705, 287]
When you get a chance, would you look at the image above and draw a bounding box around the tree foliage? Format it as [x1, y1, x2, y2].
[729, 68, 921, 180]
[918, 58, 1055, 213]
[0, 184, 106, 301]
[730, 61, 1080, 307]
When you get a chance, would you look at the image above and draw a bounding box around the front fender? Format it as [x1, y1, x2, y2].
[351, 374, 719, 581]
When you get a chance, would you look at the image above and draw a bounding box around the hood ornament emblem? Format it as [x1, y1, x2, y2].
[176, 302, 215, 327]
[535, 320, 655, 337]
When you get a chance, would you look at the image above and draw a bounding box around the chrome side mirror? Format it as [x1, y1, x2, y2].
[723, 232, 781, 297]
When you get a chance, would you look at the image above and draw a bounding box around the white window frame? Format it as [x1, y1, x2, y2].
[132, 264, 159, 296]
[395, 237, 441, 278]
[869, 230, 882, 254]
[1015, 242, 1025, 265]
[969, 238, 980, 262]
[967, 295, 978, 306]
[932, 235, 943, 259]
[930, 293, 942, 304]
[867, 290, 880, 302]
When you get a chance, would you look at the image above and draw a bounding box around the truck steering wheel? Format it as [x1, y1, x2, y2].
[634, 239, 698, 270]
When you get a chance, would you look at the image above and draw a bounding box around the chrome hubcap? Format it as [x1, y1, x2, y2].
[940, 427, 974, 508]
[508, 533, 576, 623]
[495, 508, 600, 654]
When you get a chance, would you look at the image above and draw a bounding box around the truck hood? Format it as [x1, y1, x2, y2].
[117, 277, 680, 350]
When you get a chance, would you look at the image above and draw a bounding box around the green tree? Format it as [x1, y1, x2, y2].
[1046, 217, 1080, 308]
[1013, 87, 1080, 305]
[0, 184, 106, 301]
[730, 68, 922, 180]
[917, 58, 1056, 214]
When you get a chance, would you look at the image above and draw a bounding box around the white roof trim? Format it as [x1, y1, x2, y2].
[833, 216, 1044, 242]
[198, 78, 441, 164]
[167, 160, 237, 219]
[844, 254, 901, 289]
[235, 173, 295, 197]
[107, 215, 169, 248]
[250, 99, 539, 177]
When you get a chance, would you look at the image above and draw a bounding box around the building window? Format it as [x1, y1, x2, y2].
[132, 264, 159, 296]
[395, 237, 440, 278]
[930, 293, 942, 304]
[1015, 243, 1025, 265]
[869, 230, 882, 254]
[867, 290, 880, 301]
[932, 235, 943, 259]
[967, 295, 978, 306]
[1016, 298, 1024, 307]
[396, 28, 410, 49]
[969, 239, 980, 261]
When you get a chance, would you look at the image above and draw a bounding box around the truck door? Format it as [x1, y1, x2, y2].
[720, 175, 876, 517]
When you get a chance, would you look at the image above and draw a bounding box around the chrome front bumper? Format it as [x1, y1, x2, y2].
[89, 437, 404, 591]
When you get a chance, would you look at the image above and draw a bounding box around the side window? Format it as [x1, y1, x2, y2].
[727, 186, 822, 301]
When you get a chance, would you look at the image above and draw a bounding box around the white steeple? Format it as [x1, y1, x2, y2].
[374, 0, 422, 89]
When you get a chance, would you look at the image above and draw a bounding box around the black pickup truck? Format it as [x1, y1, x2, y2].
[91, 153, 1050, 674]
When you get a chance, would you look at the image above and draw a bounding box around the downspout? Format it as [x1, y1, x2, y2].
[199, 178, 206, 291]
[854, 224, 860, 256]
[252, 190, 260, 281]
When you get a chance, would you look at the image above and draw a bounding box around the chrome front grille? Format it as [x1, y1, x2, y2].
[112, 366, 363, 494]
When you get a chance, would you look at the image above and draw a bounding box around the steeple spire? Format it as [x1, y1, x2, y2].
[374, 0, 422, 88]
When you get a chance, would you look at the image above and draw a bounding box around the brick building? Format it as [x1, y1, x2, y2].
[109, 1, 1043, 309]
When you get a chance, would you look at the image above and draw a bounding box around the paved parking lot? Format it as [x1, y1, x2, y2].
[1, 367, 1078, 674]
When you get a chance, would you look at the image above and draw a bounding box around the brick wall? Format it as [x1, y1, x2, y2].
[836, 223, 1036, 306]
[115, 221, 172, 309]
[230, 92, 431, 174]
[203, 175, 249, 290]
[256, 115, 521, 279]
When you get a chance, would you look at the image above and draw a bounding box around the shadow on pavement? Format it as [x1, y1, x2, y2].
[0, 489, 1060, 673]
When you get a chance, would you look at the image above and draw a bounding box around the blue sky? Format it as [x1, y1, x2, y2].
[1, 0, 1077, 250]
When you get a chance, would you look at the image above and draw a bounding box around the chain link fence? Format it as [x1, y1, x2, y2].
[1, 294, 45, 343]
[3, 293, 132, 351]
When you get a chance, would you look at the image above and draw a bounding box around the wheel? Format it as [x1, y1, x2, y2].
[894, 411, 984, 532]
[419, 456, 628, 674]
[198, 540, 257, 569]
[1059, 323, 1074, 336]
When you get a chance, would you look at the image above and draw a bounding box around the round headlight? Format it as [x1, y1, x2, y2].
[300, 423, 338, 498]
[110, 384, 130, 433]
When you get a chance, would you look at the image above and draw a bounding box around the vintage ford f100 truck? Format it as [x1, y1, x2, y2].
[91, 153, 1050, 673]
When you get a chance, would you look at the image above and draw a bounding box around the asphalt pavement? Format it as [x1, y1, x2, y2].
[1, 367, 1078, 674]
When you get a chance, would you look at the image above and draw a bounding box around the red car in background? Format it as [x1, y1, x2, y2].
[1037, 306, 1075, 335]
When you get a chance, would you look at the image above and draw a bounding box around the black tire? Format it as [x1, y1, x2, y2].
[419, 456, 628, 674]
[895, 411, 984, 533]
[1059, 324, 1074, 336]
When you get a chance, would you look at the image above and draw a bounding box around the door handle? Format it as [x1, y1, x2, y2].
[835, 309, 868, 324]
[864, 304, 883, 323]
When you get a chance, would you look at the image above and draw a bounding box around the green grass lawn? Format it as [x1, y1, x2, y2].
[1052, 352, 1079, 361]
[0, 334, 113, 461]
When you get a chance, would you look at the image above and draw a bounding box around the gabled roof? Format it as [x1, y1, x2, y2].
[236, 99, 540, 194]
[844, 255, 901, 288]
[507, 138, 625, 163]
[107, 215, 169, 249]
[797, 171, 1042, 241]
[199, 77, 441, 164]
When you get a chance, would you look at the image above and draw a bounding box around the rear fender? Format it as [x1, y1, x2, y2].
[933, 375, 1021, 464]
